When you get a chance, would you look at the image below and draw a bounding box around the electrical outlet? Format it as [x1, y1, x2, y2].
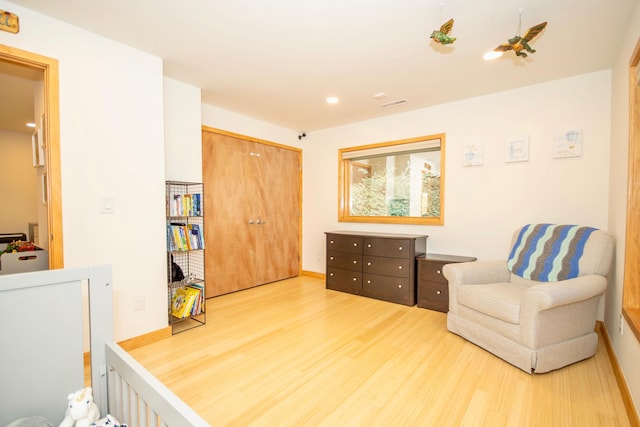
[619, 313, 624, 335]
[133, 294, 146, 312]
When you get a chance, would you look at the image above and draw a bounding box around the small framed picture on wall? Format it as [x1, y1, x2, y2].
[463, 142, 484, 166]
[505, 137, 529, 163]
[553, 129, 582, 158]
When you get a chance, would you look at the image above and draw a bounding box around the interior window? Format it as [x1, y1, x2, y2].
[338, 134, 444, 225]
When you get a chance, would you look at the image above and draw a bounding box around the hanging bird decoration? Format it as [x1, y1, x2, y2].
[494, 21, 547, 58]
[430, 18, 456, 45]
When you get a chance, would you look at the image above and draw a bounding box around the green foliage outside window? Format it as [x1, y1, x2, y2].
[350, 165, 440, 217]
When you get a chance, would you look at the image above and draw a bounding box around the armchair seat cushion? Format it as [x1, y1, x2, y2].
[457, 282, 528, 324]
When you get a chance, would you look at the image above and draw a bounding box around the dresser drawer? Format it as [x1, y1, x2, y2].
[363, 274, 414, 306]
[327, 251, 362, 272]
[416, 254, 477, 312]
[327, 268, 363, 293]
[418, 260, 448, 284]
[417, 280, 448, 312]
[363, 238, 413, 258]
[326, 234, 363, 254]
[363, 256, 410, 278]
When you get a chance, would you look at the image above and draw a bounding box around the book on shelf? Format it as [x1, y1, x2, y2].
[192, 193, 202, 216]
[187, 282, 205, 315]
[170, 287, 189, 318]
[188, 224, 205, 250]
[168, 192, 203, 217]
[167, 223, 194, 251]
[170, 285, 203, 318]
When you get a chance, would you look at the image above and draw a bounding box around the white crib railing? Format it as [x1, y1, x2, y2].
[105, 341, 210, 426]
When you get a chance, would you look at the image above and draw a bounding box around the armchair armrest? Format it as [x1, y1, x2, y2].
[520, 275, 608, 347]
[443, 260, 510, 286]
[523, 275, 607, 311]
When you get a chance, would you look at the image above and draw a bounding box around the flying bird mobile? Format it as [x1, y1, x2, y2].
[430, 18, 456, 45]
[493, 21, 547, 58]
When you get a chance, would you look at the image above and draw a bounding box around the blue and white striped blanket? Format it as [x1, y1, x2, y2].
[507, 224, 597, 282]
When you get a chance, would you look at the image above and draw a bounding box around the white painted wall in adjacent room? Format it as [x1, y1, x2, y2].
[0, 131, 38, 237]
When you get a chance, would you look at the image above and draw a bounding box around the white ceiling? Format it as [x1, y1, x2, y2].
[1, 0, 636, 132]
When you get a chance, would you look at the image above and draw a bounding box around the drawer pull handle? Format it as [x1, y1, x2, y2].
[330, 273, 334, 277]
[398, 265, 403, 269]
[367, 244, 372, 248]
[437, 270, 441, 274]
[353, 243, 358, 247]
[398, 284, 402, 288]
[353, 260, 357, 264]
[436, 290, 441, 295]
[330, 240, 334, 244]
[353, 277, 357, 281]
[398, 246, 403, 251]
[367, 280, 371, 284]
[367, 262, 371, 266]
[330, 256, 334, 260]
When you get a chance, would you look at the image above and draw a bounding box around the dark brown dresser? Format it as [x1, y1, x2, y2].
[325, 231, 427, 306]
[416, 253, 477, 312]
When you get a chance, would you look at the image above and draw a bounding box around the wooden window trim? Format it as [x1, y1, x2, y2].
[338, 134, 446, 225]
[623, 37, 640, 342]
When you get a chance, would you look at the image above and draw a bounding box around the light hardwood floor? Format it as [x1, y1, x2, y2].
[128, 276, 632, 426]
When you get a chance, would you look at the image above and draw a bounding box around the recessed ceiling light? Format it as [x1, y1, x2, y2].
[373, 92, 386, 99]
[326, 96, 339, 104]
[26, 122, 36, 128]
[483, 50, 503, 61]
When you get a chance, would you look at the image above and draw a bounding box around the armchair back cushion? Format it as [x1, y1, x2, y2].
[507, 224, 612, 282]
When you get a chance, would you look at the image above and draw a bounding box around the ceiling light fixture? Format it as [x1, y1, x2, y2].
[483, 50, 503, 60]
[326, 96, 339, 104]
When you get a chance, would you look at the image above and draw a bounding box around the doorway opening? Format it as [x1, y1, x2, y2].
[0, 44, 62, 268]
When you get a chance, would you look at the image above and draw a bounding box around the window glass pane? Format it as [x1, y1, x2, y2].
[339, 134, 444, 225]
[349, 151, 440, 217]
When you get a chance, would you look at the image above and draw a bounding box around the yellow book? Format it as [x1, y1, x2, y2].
[171, 288, 190, 318]
[182, 286, 201, 317]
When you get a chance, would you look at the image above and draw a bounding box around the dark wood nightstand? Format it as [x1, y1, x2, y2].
[416, 254, 477, 312]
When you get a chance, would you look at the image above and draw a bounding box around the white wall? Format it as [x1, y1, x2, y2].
[608, 0, 640, 415]
[201, 104, 301, 147]
[302, 71, 612, 275]
[164, 78, 202, 182]
[0, 1, 168, 341]
[0, 131, 38, 237]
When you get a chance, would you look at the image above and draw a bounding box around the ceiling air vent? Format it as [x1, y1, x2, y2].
[380, 99, 408, 108]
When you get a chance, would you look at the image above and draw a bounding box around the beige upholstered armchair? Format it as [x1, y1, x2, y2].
[443, 224, 615, 373]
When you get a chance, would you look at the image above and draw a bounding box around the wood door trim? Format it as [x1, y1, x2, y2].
[0, 44, 63, 268]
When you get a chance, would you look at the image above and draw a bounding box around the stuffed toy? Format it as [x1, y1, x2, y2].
[59, 387, 100, 427]
[89, 415, 127, 427]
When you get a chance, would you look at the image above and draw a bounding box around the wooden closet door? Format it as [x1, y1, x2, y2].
[253, 143, 300, 284]
[202, 129, 301, 297]
[202, 132, 258, 296]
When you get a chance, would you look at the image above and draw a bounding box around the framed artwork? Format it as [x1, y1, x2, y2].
[505, 137, 529, 163]
[553, 129, 582, 158]
[463, 142, 484, 166]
